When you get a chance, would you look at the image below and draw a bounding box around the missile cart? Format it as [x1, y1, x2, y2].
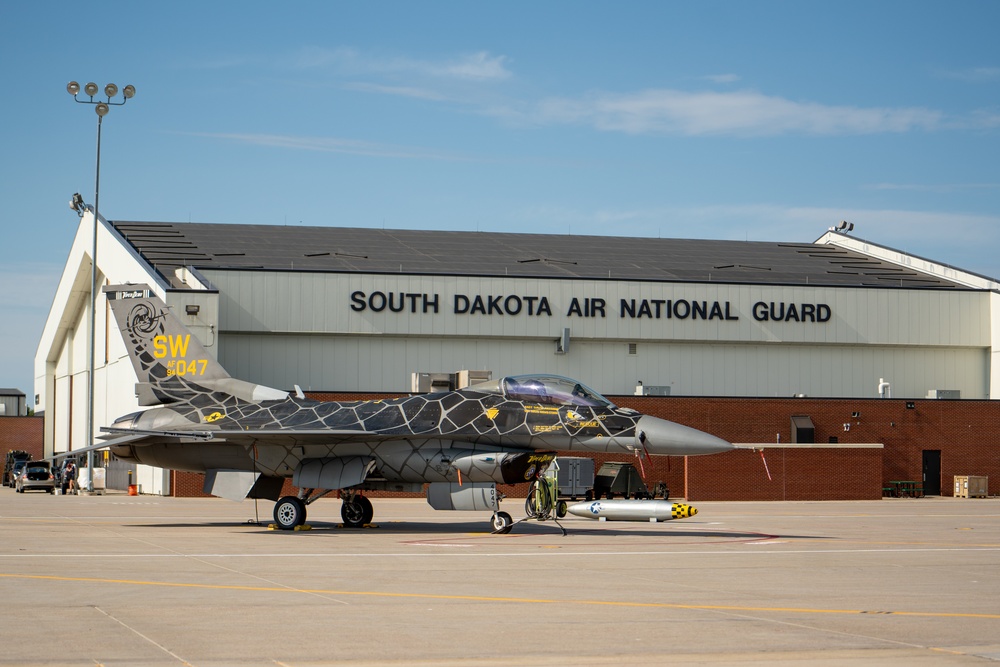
[593, 462, 668, 500]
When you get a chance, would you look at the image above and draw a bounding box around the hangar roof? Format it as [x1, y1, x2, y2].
[110, 221, 965, 289]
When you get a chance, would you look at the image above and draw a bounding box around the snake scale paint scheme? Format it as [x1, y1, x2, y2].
[93, 285, 731, 533]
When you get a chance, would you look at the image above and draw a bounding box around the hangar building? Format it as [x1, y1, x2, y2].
[35, 212, 1000, 498]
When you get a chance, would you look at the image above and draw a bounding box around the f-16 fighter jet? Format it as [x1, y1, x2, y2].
[97, 285, 732, 533]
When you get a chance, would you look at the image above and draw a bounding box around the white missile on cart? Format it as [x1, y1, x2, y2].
[566, 499, 697, 522]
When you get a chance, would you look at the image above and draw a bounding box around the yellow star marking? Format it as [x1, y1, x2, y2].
[205, 411, 224, 423]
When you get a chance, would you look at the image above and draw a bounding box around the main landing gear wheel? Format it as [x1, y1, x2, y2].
[341, 495, 374, 527]
[273, 496, 307, 530]
[491, 511, 513, 534]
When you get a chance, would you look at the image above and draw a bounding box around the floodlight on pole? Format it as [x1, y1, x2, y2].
[66, 80, 136, 492]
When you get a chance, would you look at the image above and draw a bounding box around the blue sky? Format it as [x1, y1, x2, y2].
[2, 1, 999, 400]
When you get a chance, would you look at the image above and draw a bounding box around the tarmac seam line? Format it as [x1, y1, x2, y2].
[4, 573, 999, 620]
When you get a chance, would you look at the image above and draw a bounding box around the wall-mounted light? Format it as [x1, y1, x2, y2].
[185, 304, 200, 316]
[555, 327, 570, 354]
[851, 411, 860, 418]
[828, 220, 855, 234]
[69, 192, 85, 216]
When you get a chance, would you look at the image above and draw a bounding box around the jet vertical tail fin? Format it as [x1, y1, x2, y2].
[104, 285, 287, 406]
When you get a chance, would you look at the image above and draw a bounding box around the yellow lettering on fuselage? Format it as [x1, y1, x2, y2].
[524, 405, 560, 415]
[152, 335, 191, 359]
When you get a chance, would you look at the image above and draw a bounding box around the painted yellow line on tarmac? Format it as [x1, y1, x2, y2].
[3, 573, 999, 620]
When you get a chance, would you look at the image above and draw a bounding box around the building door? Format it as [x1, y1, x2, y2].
[922, 450, 941, 495]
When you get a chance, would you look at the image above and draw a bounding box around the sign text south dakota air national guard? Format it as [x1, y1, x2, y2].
[350, 290, 832, 323]
[93, 284, 732, 534]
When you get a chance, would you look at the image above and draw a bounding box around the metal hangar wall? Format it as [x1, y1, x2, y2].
[33, 214, 1000, 498]
[200, 268, 994, 400]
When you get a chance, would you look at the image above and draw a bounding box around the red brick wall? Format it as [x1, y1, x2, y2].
[684, 447, 883, 501]
[173, 471, 300, 499]
[614, 396, 999, 499]
[0, 417, 43, 461]
[169, 394, 999, 501]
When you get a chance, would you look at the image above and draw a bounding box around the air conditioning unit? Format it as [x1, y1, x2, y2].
[926, 389, 961, 399]
[410, 372, 455, 393]
[456, 370, 491, 388]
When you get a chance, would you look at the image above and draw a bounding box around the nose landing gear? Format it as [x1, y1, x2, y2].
[273, 496, 307, 530]
[491, 511, 513, 534]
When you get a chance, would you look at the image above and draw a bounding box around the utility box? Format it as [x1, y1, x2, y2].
[410, 372, 454, 393]
[411, 370, 492, 393]
[456, 370, 491, 388]
[77, 467, 107, 493]
[927, 389, 961, 399]
[954, 475, 988, 498]
[555, 457, 594, 499]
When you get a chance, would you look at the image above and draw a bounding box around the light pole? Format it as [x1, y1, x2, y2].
[67, 81, 136, 492]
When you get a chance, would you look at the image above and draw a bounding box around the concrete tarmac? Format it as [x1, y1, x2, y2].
[1, 487, 999, 666]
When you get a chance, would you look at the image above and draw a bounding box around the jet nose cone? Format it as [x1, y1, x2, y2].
[637, 415, 733, 456]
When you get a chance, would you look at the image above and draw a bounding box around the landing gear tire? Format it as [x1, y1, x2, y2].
[491, 511, 513, 534]
[341, 495, 374, 527]
[273, 496, 306, 530]
[556, 499, 568, 518]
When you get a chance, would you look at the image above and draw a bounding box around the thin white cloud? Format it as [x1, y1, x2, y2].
[188, 132, 478, 161]
[438, 51, 512, 81]
[292, 46, 360, 70]
[513, 203, 1000, 256]
[865, 182, 1000, 193]
[677, 203, 999, 239]
[937, 66, 1000, 83]
[533, 89, 944, 137]
[174, 54, 265, 70]
[344, 82, 452, 102]
[703, 74, 741, 84]
[292, 47, 512, 82]
[655, 204, 1000, 277]
[960, 109, 1000, 130]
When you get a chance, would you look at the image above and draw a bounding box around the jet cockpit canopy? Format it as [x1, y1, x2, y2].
[471, 374, 616, 409]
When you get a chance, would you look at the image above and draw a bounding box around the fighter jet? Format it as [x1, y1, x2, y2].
[96, 284, 732, 533]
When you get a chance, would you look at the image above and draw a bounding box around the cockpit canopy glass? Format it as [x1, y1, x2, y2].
[486, 375, 615, 408]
